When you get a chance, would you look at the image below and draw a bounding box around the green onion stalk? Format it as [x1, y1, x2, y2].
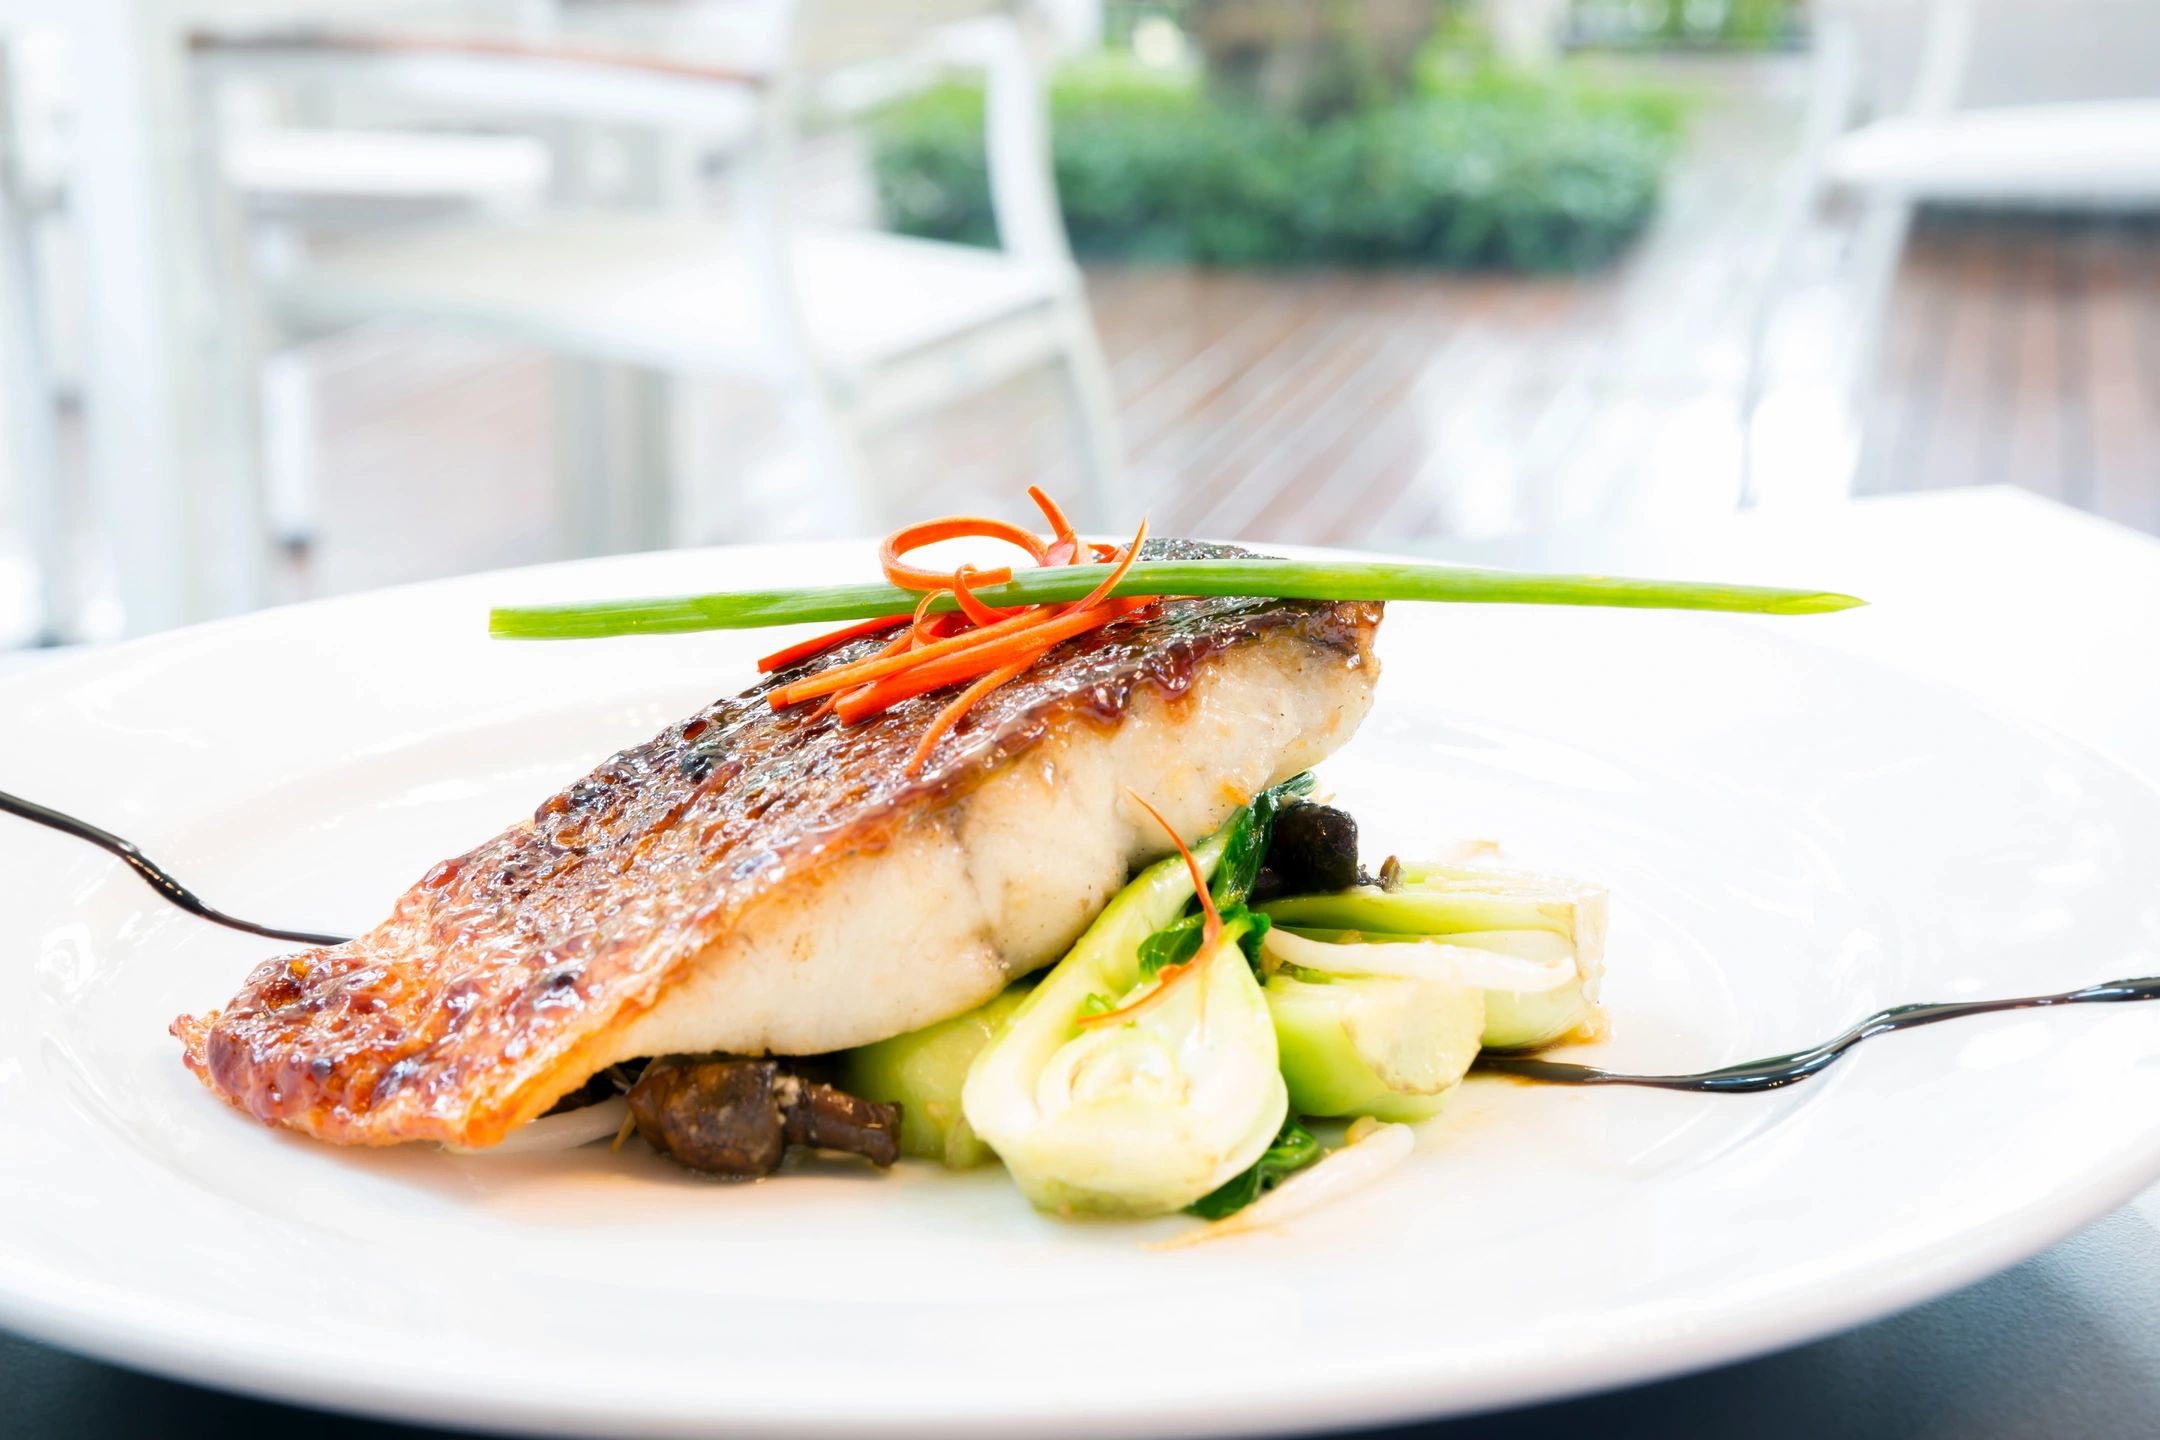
[490, 560, 1864, 640]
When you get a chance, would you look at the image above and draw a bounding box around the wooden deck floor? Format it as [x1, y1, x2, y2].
[279, 207, 2160, 613]
[892, 212, 2160, 547]
[1865, 215, 2160, 537]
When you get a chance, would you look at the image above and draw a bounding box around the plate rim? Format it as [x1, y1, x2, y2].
[7, 538, 2160, 1437]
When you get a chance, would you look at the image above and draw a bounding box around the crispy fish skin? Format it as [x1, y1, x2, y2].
[174, 543, 1383, 1149]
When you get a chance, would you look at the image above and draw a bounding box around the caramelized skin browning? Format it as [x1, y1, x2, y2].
[173, 541, 1383, 1148]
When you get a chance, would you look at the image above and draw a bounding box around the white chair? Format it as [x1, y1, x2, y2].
[1, 1, 556, 641]
[221, 119, 555, 551]
[1740, 0, 2160, 503]
[191, 0, 1127, 558]
[0, 34, 63, 644]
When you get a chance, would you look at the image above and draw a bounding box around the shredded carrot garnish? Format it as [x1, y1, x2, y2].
[880, 516, 1051, 592]
[1130, 789, 1223, 947]
[951, 565, 1018, 627]
[769, 605, 1056, 708]
[757, 614, 908, 674]
[1066, 517, 1148, 613]
[1028, 485, 1077, 545]
[831, 596, 1149, 725]
[1075, 790, 1223, 1029]
[793, 630, 913, 720]
[906, 659, 1031, 775]
[1029, 485, 1082, 565]
[763, 491, 1163, 775]
[909, 587, 948, 647]
[834, 637, 1055, 726]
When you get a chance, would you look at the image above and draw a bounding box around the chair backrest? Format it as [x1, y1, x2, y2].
[194, 1, 1034, 133]
[783, 0, 1013, 73]
[1817, 0, 2160, 118]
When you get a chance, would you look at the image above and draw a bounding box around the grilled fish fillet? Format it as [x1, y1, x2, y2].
[174, 542, 1383, 1149]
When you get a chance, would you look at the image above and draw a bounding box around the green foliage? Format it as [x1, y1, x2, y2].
[1135, 904, 1271, 979]
[1211, 770, 1315, 908]
[1185, 1115, 1324, 1220]
[1130, 770, 1307, 981]
[1571, 0, 1800, 51]
[869, 58, 1685, 272]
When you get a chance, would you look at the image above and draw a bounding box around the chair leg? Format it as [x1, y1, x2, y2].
[1739, 10, 1858, 508]
[554, 360, 674, 556]
[973, 11, 1128, 528]
[1843, 197, 1914, 410]
[260, 346, 317, 554]
[794, 375, 875, 535]
[1737, 235, 1795, 510]
[1, 41, 66, 642]
[1, 268, 64, 644]
[554, 357, 614, 557]
[618, 126, 696, 547]
[1051, 296, 1128, 530]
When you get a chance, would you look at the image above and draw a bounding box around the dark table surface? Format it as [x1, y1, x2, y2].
[12, 1202, 2160, 1439]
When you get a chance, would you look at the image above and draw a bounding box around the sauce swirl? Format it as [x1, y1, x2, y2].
[1, 787, 349, 946]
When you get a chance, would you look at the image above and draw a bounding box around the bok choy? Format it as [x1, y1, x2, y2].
[959, 783, 1306, 1216]
[1260, 864, 1607, 1052]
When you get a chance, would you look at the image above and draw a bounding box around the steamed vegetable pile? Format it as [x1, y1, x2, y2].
[838, 776, 1606, 1222]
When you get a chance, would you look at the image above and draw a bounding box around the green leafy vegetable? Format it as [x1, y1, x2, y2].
[1210, 772, 1315, 908]
[1185, 1116, 1325, 1221]
[1262, 864, 1607, 1050]
[487, 560, 1864, 640]
[1266, 968, 1487, 1121]
[1136, 917, 1204, 979]
[1129, 772, 1305, 981]
[961, 820, 1287, 1215]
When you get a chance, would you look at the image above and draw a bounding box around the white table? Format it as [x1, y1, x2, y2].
[13, 0, 522, 636]
[4, 485, 2160, 1436]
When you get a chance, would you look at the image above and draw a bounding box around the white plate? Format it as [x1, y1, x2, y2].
[5, 541, 2160, 1439]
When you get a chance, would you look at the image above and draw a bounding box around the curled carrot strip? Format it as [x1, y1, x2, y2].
[1076, 790, 1223, 1029]
[771, 490, 1170, 772]
[1131, 788, 1222, 946]
[777, 629, 914, 714]
[880, 516, 1051, 593]
[770, 605, 1056, 708]
[832, 597, 1148, 724]
[905, 658, 1030, 776]
[1066, 516, 1148, 613]
[757, 614, 908, 674]
[951, 565, 1019, 627]
[1028, 486, 1081, 566]
[910, 588, 949, 647]
[833, 633, 1057, 726]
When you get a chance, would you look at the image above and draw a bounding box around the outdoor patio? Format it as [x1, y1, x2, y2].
[169, 56, 2159, 607]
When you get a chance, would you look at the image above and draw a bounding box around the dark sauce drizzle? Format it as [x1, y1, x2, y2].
[1, 787, 351, 947]
[1478, 976, 2160, 1092]
[5, 786, 2157, 1087]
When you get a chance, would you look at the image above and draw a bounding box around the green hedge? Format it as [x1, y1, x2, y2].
[871, 62, 1685, 272]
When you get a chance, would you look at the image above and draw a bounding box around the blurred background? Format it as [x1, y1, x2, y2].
[0, 0, 2153, 644]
